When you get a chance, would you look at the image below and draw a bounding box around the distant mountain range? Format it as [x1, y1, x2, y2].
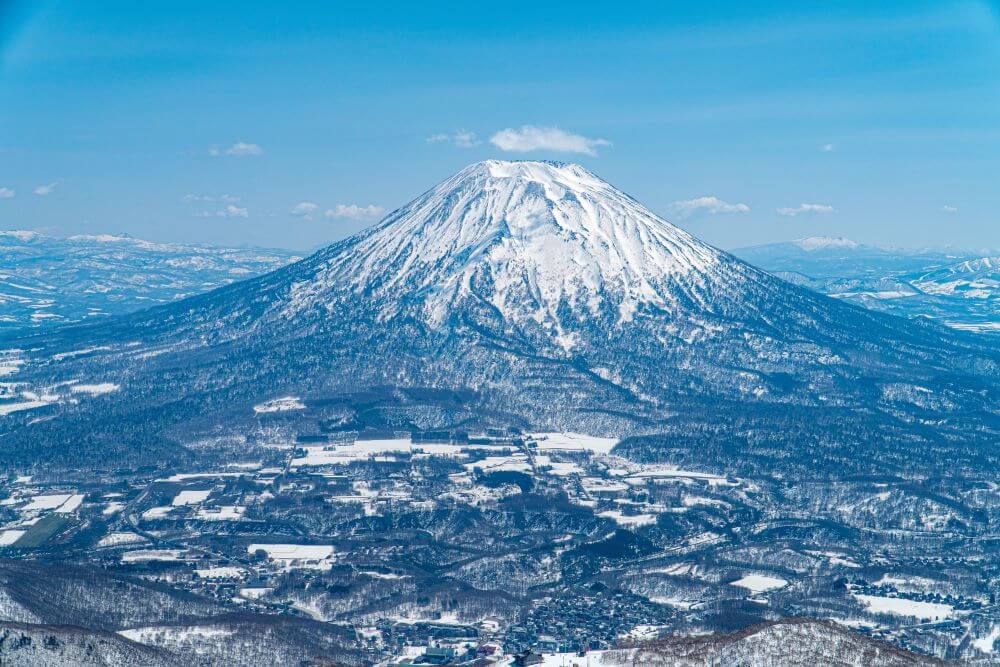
[2, 161, 997, 476]
[0, 231, 298, 330]
[732, 237, 999, 333]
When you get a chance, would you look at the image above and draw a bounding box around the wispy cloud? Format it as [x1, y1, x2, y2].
[290, 201, 320, 219]
[0, 187, 13, 199]
[209, 141, 264, 157]
[941, 205, 958, 213]
[325, 203, 384, 220]
[820, 143, 835, 152]
[427, 130, 480, 148]
[776, 203, 834, 216]
[183, 194, 240, 203]
[490, 125, 611, 156]
[671, 196, 750, 219]
[197, 204, 248, 218]
[33, 182, 57, 196]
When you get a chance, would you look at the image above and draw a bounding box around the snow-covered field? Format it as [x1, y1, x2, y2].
[195, 505, 245, 520]
[172, 489, 211, 506]
[54, 494, 84, 513]
[853, 594, 954, 620]
[121, 549, 187, 562]
[97, 532, 147, 548]
[291, 437, 467, 467]
[253, 396, 305, 413]
[530, 432, 618, 455]
[22, 494, 73, 511]
[464, 455, 532, 474]
[973, 625, 1000, 654]
[731, 574, 788, 593]
[247, 544, 334, 563]
[0, 529, 25, 546]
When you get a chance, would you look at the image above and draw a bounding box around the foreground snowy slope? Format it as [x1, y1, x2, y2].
[1, 161, 997, 473]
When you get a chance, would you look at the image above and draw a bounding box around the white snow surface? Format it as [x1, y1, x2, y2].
[97, 532, 147, 547]
[54, 493, 85, 513]
[731, 574, 788, 593]
[172, 489, 211, 506]
[282, 160, 727, 337]
[253, 396, 305, 413]
[974, 625, 1000, 654]
[0, 529, 25, 546]
[69, 382, 120, 396]
[22, 493, 72, 511]
[246, 543, 334, 561]
[853, 594, 954, 620]
[531, 431, 618, 454]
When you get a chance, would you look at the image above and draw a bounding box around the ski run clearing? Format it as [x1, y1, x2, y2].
[69, 382, 120, 396]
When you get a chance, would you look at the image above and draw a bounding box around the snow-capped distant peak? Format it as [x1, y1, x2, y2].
[67, 233, 136, 243]
[283, 160, 737, 335]
[792, 236, 860, 252]
[0, 230, 44, 242]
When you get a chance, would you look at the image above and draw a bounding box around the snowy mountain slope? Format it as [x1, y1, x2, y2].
[280, 160, 725, 336]
[1, 161, 998, 472]
[624, 618, 944, 666]
[0, 231, 298, 329]
[0, 621, 179, 666]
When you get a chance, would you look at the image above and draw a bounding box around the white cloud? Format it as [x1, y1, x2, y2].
[183, 194, 240, 203]
[489, 125, 611, 156]
[325, 203, 384, 220]
[197, 204, 248, 218]
[427, 130, 480, 148]
[941, 205, 958, 213]
[0, 188, 13, 199]
[209, 141, 263, 157]
[290, 201, 320, 219]
[33, 182, 57, 196]
[820, 143, 835, 152]
[671, 196, 750, 219]
[777, 203, 834, 217]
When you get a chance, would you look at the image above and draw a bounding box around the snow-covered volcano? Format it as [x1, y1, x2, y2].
[4, 161, 998, 471]
[285, 161, 724, 332]
[265, 160, 781, 356]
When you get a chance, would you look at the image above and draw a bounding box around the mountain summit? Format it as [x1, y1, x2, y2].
[284, 160, 724, 337]
[3, 161, 998, 472]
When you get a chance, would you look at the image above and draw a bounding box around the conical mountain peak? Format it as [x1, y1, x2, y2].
[284, 161, 730, 331]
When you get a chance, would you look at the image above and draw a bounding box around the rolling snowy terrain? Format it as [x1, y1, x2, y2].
[734, 238, 999, 334]
[0, 231, 298, 329]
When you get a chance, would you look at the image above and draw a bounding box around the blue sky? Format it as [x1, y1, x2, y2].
[1, 1, 998, 251]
